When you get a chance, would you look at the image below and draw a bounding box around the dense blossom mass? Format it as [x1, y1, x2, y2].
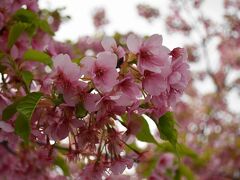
[137, 0, 240, 179]
[0, 0, 191, 179]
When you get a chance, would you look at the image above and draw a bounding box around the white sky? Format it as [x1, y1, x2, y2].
[39, 0, 224, 48]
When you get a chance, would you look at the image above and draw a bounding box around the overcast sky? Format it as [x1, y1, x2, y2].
[39, 0, 224, 47]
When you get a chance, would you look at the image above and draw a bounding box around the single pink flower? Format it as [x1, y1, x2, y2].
[52, 54, 84, 106]
[80, 52, 118, 92]
[101, 37, 125, 58]
[127, 34, 170, 73]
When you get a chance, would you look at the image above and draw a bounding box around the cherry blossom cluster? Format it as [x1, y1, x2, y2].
[136, 0, 240, 179]
[0, 0, 190, 179]
[38, 34, 189, 178]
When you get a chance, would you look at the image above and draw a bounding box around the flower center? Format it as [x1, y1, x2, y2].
[95, 68, 105, 78]
[140, 49, 152, 60]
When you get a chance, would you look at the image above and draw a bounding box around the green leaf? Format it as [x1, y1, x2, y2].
[54, 155, 70, 176]
[157, 142, 198, 160]
[176, 144, 198, 159]
[13, 9, 38, 23]
[16, 92, 43, 120]
[21, 71, 33, 91]
[25, 23, 37, 37]
[177, 164, 195, 180]
[75, 103, 88, 118]
[38, 20, 54, 35]
[156, 112, 178, 147]
[23, 49, 53, 67]
[134, 114, 158, 145]
[15, 113, 30, 143]
[2, 102, 18, 121]
[8, 22, 29, 48]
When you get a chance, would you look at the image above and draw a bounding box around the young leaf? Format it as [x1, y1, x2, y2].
[54, 155, 70, 176]
[13, 9, 38, 23]
[156, 112, 178, 147]
[21, 71, 33, 91]
[177, 164, 195, 180]
[2, 102, 18, 121]
[134, 114, 158, 145]
[8, 22, 28, 48]
[23, 49, 53, 67]
[16, 92, 43, 120]
[38, 20, 54, 35]
[15, 113, 30, 143]
[157, 142, 198, 159]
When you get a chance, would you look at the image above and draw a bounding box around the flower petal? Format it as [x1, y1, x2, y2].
[101, 36, 117, 51]
[96, 52, 117, 69]
[80, 56, 96, 76]
[127, 34, 142, 54]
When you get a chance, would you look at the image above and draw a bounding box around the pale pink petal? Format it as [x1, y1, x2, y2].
[116, 46, 125, 58]
[52, 54, 71, 69]
[143, 34, 163, 54]
[63, 91, 79, 106]
[101, 36, 117, 51]
[169, 71, 181, 84]
[80, 56, 96, 76]
[143, 72, 167, 95]
[112, 93, 132, 106]
[95, 69, 118, 92]
[53, 54, 81, 81]
[96, 52, 117, 69]
[84, 93, 101, 112]
[127, 34, 142, 54]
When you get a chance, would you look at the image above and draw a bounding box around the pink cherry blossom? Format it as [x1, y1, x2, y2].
[113, 75, 141, 106]
[101, 37, 125, 58]
[127, 34, 170, 73]
[80, 52, 118, 92]
[44, 107, 83, 141]
[52, 54, 84, 106]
